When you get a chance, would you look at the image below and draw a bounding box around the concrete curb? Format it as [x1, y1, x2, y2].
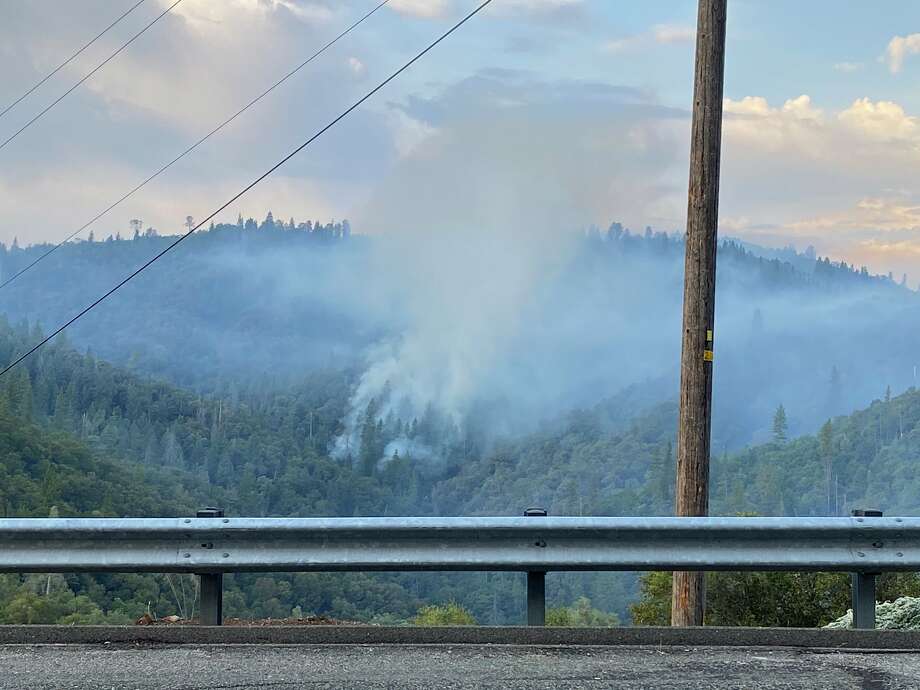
[1, 626, 920, 649]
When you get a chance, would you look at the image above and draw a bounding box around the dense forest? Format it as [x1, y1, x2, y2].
[2, 219, 916, 452]
[1, 219, 919, 624]
[2, 288, 920, 624]
[0, 216, 366, 390]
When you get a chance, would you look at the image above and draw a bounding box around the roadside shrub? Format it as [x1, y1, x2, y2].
[632, 571, 920, 627]
[546, 597, 619, 627]
[412, 602, 476, 626]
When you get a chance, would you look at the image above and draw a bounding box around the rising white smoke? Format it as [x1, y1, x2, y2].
[332, 74, 687, 459]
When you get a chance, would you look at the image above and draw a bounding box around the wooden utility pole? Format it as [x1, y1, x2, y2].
[672, 0, 728, 627]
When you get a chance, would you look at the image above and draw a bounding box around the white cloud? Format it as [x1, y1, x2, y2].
[387, 109, 438, 159]
[721, 94, 824, 152]
[885, 33, 920, 74]
[0, 0, 397, 248]
[347, 56, 366, 77]
[170, 0, 335, 27]
[652, 24, 695, 45]
[387, 0, 449, 19]
[603, 23, 695, 54]
[720, 94, 920, 278]
[602, 37, 636, 54]
[833, 61, 863, 73]
[838, 98, 920, 144]
[785, 198, 920, 234]
[501, 0, 582, 11]
[388, 0, 583, 20]
[78, 0, 354, 135]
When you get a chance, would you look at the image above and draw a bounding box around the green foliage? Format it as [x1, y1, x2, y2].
[4, 280, 920, 626]
[712, 387, 920, 516]
[629, 572, 673, 626]
[706, 572, 849, 627]
[772, 404, 788, 443]
[412, 602, 477, 626]
[0, 405, 198, 518]
[0, 575, 131, 625]
[546, 597, 619, 627]
[0, 316, 403, 518]
[0, 220, 358, 389]
[631, 571, 920, 628]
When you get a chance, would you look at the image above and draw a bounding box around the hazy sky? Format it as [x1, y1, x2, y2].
[1, 0, 919, 280]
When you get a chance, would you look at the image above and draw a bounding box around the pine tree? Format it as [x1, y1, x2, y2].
[819, 420, 833, 514]
[772, 405, 788, 443]
[163, 429, 185, 467]
[51, 391, 72, 431]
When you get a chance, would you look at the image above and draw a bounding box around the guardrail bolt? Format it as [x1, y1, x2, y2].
[196, 508, 224, 626]
[851, 508, 882, 630]
[524, 507, 547, 627]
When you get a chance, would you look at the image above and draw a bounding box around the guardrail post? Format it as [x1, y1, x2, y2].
[851, 509, 882, 630]
[197, 507, 224, 626]
[524, 507, 547, 626]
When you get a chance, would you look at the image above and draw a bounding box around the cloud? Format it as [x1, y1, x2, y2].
[388, 0, 584, 21]
[65, 1, 354, 136]
[387, 0, 449, 19]
[498, 0, 583, 15]
[838, 98, 920, 144]
[652, 24, 696, 45]
[785, 198, 920, 234]
[171, 0, 336, 27]
[724, 94, 823, 120]
[347, 56, 366, 77]
[720, 94, 920, 278]
[0, 0, 398, 246]
[885, 33, 920, 74]
[833, 61, 863, 73]
[603, 23, 695, 54]
[378, 69, 689, 237]
[386, 108, 438, 158]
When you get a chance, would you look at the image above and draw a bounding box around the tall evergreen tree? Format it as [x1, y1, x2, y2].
[772, 405, 788, 443]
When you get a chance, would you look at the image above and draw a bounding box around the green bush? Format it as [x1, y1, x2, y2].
[546, 597, 619, 627]
[412, 602, 476, 626]
[631, 571, 920, 628]
[0, 586, 129, 625]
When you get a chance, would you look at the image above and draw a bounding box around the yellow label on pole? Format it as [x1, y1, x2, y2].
[703, 350, 714, 362]
[706, 330, 713, 342]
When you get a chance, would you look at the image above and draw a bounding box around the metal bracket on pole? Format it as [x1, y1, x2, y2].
[196, 507, 224, 626]
[524, 507, 547, 626]
[851, 509, 882, 630]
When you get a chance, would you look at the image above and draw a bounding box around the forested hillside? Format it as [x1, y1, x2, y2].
[6, 307, 916, 522]
[0, 406, 198, 519]
[0, 218, 367, 390]
[2, 220, 917, 450]
[0, 316, 395, 518]
[2, 308, 920, 624]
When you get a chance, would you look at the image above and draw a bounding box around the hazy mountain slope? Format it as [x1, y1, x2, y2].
[0, 406, 199, 518]
[426, 383, 920, 520]
[3, 221, 917, 453]
[3, 317, 920, 624]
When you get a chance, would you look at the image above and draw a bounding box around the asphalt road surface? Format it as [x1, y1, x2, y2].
[1, 644, 919, 689]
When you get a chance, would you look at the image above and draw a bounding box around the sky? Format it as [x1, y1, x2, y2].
[1, 0, 919, 281]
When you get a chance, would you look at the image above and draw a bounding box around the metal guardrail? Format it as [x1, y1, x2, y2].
[0, 510, 908, 628]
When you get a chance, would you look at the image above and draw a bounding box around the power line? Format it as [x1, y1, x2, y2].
[0, 0, 493, 380]
[0, 0, 390, 293]
[0, 0, 149, 121]
[0, 0, 183, 153]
